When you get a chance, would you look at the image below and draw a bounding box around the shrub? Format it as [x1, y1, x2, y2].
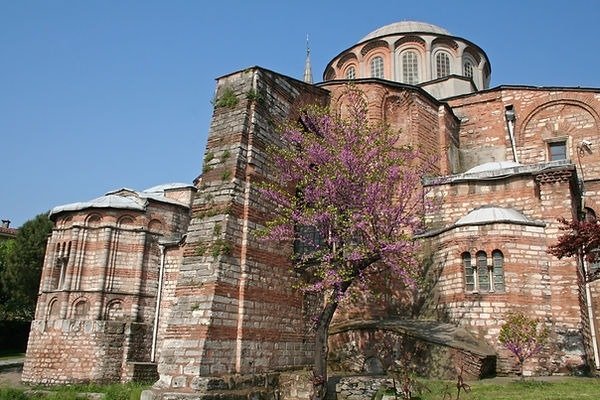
[499, 311, 549, 377]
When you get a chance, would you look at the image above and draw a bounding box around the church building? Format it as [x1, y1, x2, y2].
[22, 21, 600, 397]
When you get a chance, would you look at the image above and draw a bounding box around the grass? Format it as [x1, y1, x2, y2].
[0, 382, 148, 400]
[380, 377, 600, 400]
[2, 377, 600, 399]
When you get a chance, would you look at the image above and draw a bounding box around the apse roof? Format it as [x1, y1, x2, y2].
[360, 21, 451, 42]
[49, 183, 193, 217]
[143, 182, 194, 193]
[50, 194, 146, 216]
[455, 206, 534, 226]
[465, 161, 522, 174]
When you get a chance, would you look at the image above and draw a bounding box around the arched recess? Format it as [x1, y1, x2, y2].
[85, 213, 102, 227]
[148, 219, 163, 233]
[334, 88, 369, 120]
[117, 215, 135, 227]
[382, 94, 412, 146]
[360, 40, 389, 57]
[105, 299, 125, 321]
[72, 298, 90, 319]
[519, 100, 600, 163]
[46, 297, 60, 320]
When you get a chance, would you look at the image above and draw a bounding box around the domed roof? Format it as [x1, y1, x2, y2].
[465, 161, 521, 174]
[455, 206, 532, 226]
[360, 21, 451, 42]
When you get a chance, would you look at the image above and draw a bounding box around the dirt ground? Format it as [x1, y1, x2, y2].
[0, 370, 24, 388]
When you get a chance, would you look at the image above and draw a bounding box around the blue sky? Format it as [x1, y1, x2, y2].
[2, 0, 599, 227]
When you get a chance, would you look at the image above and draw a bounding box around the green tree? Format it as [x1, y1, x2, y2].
[498, 311, 549, 378]
[0, 213, 53, 321]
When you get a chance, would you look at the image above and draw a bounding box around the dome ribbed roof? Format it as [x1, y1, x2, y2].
[360, 21, 451, 42]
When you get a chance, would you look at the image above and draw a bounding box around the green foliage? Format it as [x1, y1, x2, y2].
[0, 213, 53, 321]
[211, 239, 232, 257]
[204, 151, 215, 163]
[221, 170, 232, 181]
[245, 89, 264, 104]
[0, 382, 147, 400]
[221, 149, 231, 161]
[0, 388, 28, 400]
[499, 311, 549, 377]
[213, 87, 239, 108]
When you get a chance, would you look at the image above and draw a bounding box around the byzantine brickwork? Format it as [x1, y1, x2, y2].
[23, 186, 194, 384]
[153, 68, 330, 396]
[22, 21, 600, 391]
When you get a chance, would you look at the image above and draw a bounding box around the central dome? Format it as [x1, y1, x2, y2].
[360, 21, 451, 42]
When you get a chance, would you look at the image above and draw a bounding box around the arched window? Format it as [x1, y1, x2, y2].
[462, 252, 475, 292]
[463, 60, 474, 78]
[346, 66, 356, 80]
[492, 250, 505, 292]
[477, 251, 490, 292]
[73, 299, 89, 319]
[370, 56, 384, 79]
[401, 51, 419, 84]
[105, 300, 124, 321]
[436, 52, 451, 78]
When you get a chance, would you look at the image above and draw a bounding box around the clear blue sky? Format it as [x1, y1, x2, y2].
[2, 0, 599, 227]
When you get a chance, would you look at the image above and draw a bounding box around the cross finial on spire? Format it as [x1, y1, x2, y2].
[303, 34, 313, 84]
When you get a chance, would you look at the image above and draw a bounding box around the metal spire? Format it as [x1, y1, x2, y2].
[303, 34, 313, 84]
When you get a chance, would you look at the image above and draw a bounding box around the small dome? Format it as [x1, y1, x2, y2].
[360, 21, 451, 42]
[143, 183, 194, 193]
[455, 206, 531, 226]
[465, 161, 521, 174]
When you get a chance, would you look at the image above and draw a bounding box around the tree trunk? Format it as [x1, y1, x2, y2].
[312, 299, 338, 400]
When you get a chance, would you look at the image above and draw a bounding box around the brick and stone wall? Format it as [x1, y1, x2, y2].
[23, 187, 193, 384]
[153, 67, 329, 397]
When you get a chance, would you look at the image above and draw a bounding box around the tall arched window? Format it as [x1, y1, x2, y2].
[436, 52, 451, 78]
[462, 252, 474, 292]
[477, 251, 490, 292]
[492, 250, 505, 292]
[463, 60, 474, 78]
[370, 56, 384, 78]
[346, 66, 356, 80]
[401, 51, 419, 84]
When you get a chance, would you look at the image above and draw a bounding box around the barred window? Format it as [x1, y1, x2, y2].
[401, 51, 419, 84]
[370, 56, 384, 79]
[477, 251, 490, 292]
[346, 66, 356, 80]
[464, 60, 474, 78]
[463, 252, 475, 292]
[492, 250, 505, 291]
[436, 52, 451, 78]
[463, 249, 505, 293]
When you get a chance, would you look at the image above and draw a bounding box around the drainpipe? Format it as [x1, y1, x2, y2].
[505, 106, 518, 163]
[582, 255, 600, 369]
[151, 244, 166, 363]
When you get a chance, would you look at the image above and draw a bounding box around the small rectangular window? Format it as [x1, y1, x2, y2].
[548, 141, 567, 161]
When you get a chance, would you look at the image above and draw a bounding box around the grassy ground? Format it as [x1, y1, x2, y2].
[402, 377, 600, 400]
[0, 382, 148, 400]
[1, 376, 599, 399]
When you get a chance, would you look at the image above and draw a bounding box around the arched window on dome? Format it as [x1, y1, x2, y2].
[370, 56, 384, 79]
[346, 66, 356, 80]
[463, 60, 474, 79]
[401, 51, 419, 84]
[435, 52, 451, 78]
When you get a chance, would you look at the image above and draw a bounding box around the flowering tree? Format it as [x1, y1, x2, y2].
[548, 217, 600, 281]
[498, 311, 549, 378]
[260, 88, 434, 399]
